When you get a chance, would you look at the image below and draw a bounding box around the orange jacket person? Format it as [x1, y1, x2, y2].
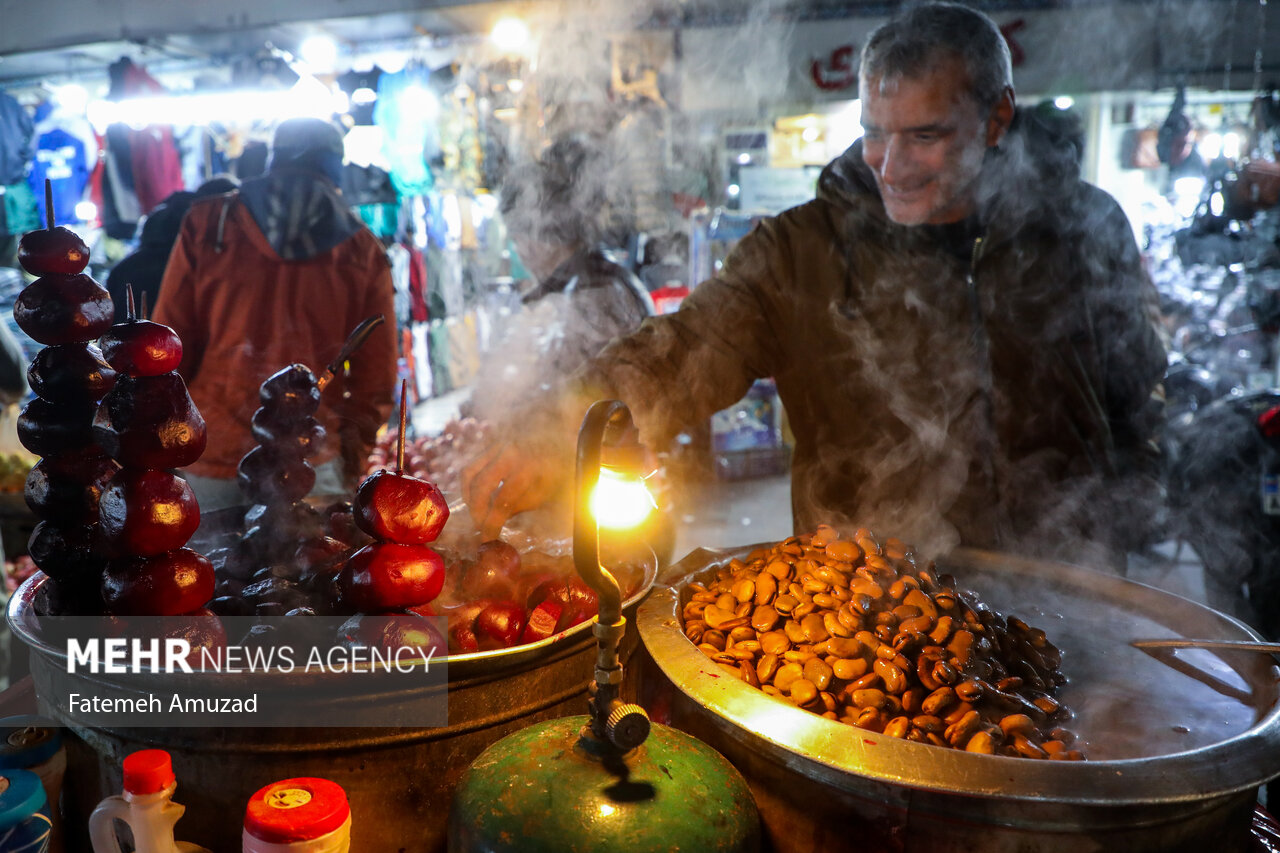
[153, 117, 397, 512]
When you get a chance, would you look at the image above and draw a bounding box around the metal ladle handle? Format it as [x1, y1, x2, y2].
[316, 314, 386, 391]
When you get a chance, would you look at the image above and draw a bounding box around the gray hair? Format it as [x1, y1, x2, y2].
[859, 2, 1013, 111]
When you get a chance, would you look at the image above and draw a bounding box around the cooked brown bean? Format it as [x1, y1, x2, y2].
[965, 730, 997, 754]
[945, 710, 981, 748]
[774, 594, 799, 615]
[813, 592, 839, 610]
[756, 653, 779, 684]
[825, 636, 862, 658]
[801, 612, 829, 643]
[783, 619, 808, 645]
[751, 605, 780, 633]
[874, 659, 906, 694]
[826, 540, 860, 563]
[759, 631, 791, 656]
[804, 658, 834, 691]
[753, 573, 777, 605]
[790, 678, 819, 706]
[832, 657, 868, 681]
[922, 687, 958, 717]
[883, 716, 911, 739]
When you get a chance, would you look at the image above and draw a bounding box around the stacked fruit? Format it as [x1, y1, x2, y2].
[364, 417, 490, 501]
[15, 196, 118, 612]
[336, 383, 449, 650]
[94, 287, 213, 616]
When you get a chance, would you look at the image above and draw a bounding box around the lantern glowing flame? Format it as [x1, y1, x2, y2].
[590, 468, 656, 530]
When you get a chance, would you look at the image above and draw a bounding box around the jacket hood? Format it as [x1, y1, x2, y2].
[815, 106, 1085, 236]
[239, 170, 364, 261]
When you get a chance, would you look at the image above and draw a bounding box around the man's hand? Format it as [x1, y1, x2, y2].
[461, 440, 565, 540]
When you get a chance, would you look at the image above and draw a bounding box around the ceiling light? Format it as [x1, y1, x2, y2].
[491, 17, 530, 53]
[300, 35, 339, 72]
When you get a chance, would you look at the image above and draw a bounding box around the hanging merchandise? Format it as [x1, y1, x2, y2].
[373, 66, 439, 197]
[28, 102, 96, 226]
[1, 182, 39, 238]
[336, 65, 384, 127]
[99, 58, 185, 238]
[406, 239, 430, 323]
[386, 241, 412, 325]
[0, 91, 33, 187]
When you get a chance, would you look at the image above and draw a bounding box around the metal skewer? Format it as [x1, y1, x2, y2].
[1131, 638, 1280, 655]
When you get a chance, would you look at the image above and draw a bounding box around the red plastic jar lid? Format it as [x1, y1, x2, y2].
[123, 750, 175, 795]
[244, 778, 349, 843]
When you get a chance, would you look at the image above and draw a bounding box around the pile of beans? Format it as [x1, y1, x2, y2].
[682, 525, 1085, 760]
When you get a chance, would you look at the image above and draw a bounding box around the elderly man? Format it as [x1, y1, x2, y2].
[153, 117, 397, 511]
[464, 2, 1166, 567]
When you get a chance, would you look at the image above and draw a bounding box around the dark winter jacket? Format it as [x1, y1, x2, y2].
[572, 109, 1167, 564]
[106, 190, 195, 318]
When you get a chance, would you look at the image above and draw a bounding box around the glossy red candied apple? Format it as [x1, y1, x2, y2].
[93, 373, 208, 469]
[353, 469, 449, 544]
[98, 469, 201, 556]
[99, 317, 183, 377]
[100, 547, 215, 616]
[520, 598, 564, 644]
[24, 448, 120, 523]
[259, 364, 321, 419]
[26, 342, 117, 403]
[337, 542, 445, 612]
[13, 274, 114, 345]
[17, 225, 89, 276]
[336, 610, 446, 656]
[526, 577, 600, 633]
[474, 600, 528, 651]
[103, 607, 228, 668]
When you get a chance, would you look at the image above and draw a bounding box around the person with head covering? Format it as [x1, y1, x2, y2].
[468, 138, 653, 423]
[153, 118, 397, 511]
[106, 176, 240, 319]
[463, 2, 1167, 571]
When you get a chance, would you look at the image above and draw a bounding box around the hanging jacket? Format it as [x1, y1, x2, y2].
[566, 109, 1167, 564]
[0, 92, 33, 186]
[153, 185, 397, 483]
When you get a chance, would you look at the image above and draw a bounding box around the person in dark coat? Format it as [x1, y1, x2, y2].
[106, 176, 239, 317]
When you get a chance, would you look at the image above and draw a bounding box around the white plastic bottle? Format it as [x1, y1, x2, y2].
[242, 777, 350, 853]
[88, 749, 211, 853]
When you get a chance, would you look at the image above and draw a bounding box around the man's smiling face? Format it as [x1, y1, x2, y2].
[859, 56, 1010, 226]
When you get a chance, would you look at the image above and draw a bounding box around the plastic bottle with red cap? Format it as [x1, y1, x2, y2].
[242, 778, 350, 853]
[88, 749, 211, 853]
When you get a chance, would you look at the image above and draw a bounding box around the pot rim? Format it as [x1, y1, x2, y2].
[8, 554, 656, 684]
[637, 543, 1280, 806]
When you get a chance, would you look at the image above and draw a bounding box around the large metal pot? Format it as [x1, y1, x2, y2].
[8, 554, 655, 853]
[635, 544, 1280, 853]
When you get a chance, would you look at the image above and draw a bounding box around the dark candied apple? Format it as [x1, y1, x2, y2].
[28, 520, 103, 582]
[237, 446, 316, 505]
[243, 501, 325, 541]
[98, 469, 201, 556]
[337, 542, 446, 612]
[460, 555, 519, 601]
[337, 610, 445, 656]
[17, 226, 90, 276]
[24, 449, 120, 523]
[17, 397, 98, 456]
[27, 342, 117, 403]
[259, 364, 321, 419]
[353, 469, 449, 545]
[13, 274, 114, 345]
[99, 317, 183, 376]
[92, 373, 208, 469]
[250, 408, 327, 456]
[474, 601, 528, 651]
[103, 608, 228, 668]
[100, 548, 215, 616]
[295, 536, 352, 583]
